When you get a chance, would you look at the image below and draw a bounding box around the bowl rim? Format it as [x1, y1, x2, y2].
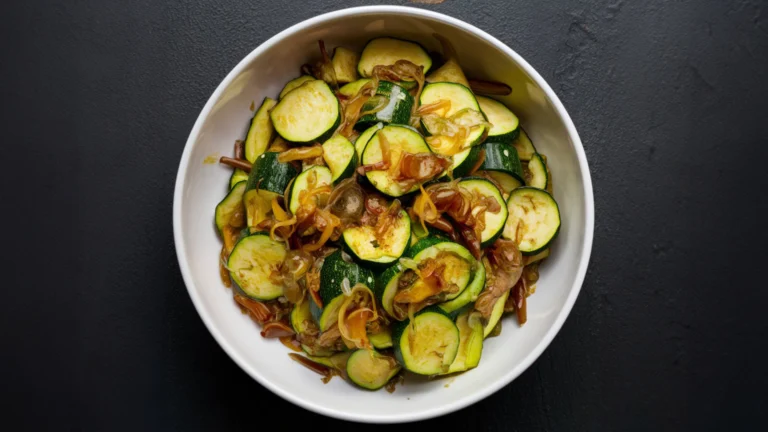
[173, 4, 594, 424]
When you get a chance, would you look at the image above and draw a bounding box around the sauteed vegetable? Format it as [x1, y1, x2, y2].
[214, 35, 561, 391]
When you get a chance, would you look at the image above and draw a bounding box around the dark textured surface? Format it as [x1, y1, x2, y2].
[3, 0, 768, 430]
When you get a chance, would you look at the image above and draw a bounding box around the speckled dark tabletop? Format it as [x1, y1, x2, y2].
[4, 0, 768, 430]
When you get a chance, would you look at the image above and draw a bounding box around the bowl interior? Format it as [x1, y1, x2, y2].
[175, 7, 591, 423]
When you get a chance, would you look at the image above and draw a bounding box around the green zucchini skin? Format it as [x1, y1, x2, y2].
[229, 169, 249, 189]
[354, 122, 383, 160]
[245, 152, 299, 195]
[480, 142, 525, 184]
[512, 127, 537, 161]
[451, 144, 484, 178]
[439, 259, 486, 316]
[318, 250, 376, 306]
[278, 75, 315, 99]
[355, 81, 414, 131]
[527, 153, 549, 190]
[322, 134, 357, 184]
[374, 262, 405, 318]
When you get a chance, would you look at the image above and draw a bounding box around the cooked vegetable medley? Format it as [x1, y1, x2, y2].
[214, 35, 561, 391]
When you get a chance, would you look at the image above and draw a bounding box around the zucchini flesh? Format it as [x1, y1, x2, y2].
[355, 81, 414, 131]
[342, 209, 411, 265]
[392, 307, 460, 375]
[525, 248, 550, 265]
[526, 153, 548, 189]
[228, 233, 286, 301]
[321, 134, 357, 184]
[346, 349, 401, 390]
[446, 311, 483, 373]
[362, 125, 432, 197]
[278, 75, 315, 99]
[368, 329, 393, 349]
[503, 187, 561, 255]
[512, 128, 537, 161]
[270, 79, 340, 144]
[439, 259, 486, 315]
[331, 47, 359, 84]
[483, 290, 509, 338]
[476, 96, 520, 143]
[354, 122, 383, 159]
[288, 166, 332, 214]
[215, 181, 247, 235]
[229, 169, 249, 189]
[457, 177, 508, 248]
[420, 82, 486, 164]
[357, 37, 432, 77]
[339, 78, 372, 98]
[407, 237, 475, 301]
[245, 97, 277, 163]
[426, 57, 469, 87]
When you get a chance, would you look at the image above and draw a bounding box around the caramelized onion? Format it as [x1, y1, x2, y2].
[288, 353, 333, 379]
[277, 145, 323, 163]
[338, 284, 378, 349]
[219, 156, 252, 172]
[474, 240, 523, 318]
[261, 321, 295, 338]
[327, 177, 365, 225]
[468, 79, 512, 96]
[234, 294, 273, 324]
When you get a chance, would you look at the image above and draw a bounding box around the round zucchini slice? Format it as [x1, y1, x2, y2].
[357, 37, 432, 77]
[392, 307, 460, 375]
[476, 95, 520, 143]
[512, 127, 537, 161]
[288, 166, 332, 214]
[346, 349, 401, 390]
[362, 124, 432, 197]
[215, 181, 247, 235]
[290, 300, 334, 357]
[342, 209, 411, 266]
[375, 262, 404, 319]
[502, 187, 561, 255]
[270, 79, 340, 144]
[406, 236, 476, 301]
[445, 311, 484, 373]
[227, 233, 286, 301]
[526, 153, 549, 190]
[457, 177, 508, 248]
[438, 259, 486, 316]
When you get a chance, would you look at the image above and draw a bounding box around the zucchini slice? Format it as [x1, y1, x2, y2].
[346, 349, 401, 390]
[445, 311, 484, 373]
[357, 37, 432, 77]
[288, 166, 333, 214]
[426, 57, 469, 88]
[526, 153, 548, 189]
[354, 122, 383, 159]
[503, 187, 561, 255]
[245, 97, 277, 163]
[229, 169, 249, 189]
[227, 233, 286, 301]
[439, 258, 486, 316]
[392, 306, 460, 375]
[342, 209, 411, 266]
[368, 329, 393, 349]
[279, 75, 315, 99]
[478, 141, 525, 194]
[332, 47, 359, 84]
[355, 81, 414, 131]
[215, 181, 247, 235]
[483, 290, 509, 338]
[312, 250, 375, 331]
[406, 236, 476, 301]
[420, 82, 487, 167]
[362, 125, 432, 197]
[244, 152, 299, 227]
[451, 144, 484, 178]
[476, 96, 520, 143]
[339, 78, 372, 98]
[375, 262, 404, 319]
[291, 300, 334, 357]
[525, 248, 550, 265]
[457, 177, 508, 248]
[512, 128, 537, 161]
[270, 79, 340, 144]
[322, 134, 357, 184]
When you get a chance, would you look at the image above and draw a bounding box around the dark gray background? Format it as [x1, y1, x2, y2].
[3, 0, 768, 430]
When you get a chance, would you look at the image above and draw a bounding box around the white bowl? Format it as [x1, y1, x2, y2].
[173, 5, 594, 423]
